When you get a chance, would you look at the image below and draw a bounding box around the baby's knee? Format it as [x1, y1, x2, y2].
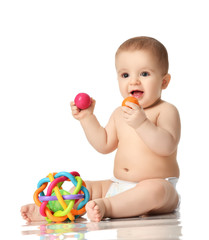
[138, 179, 169, 207]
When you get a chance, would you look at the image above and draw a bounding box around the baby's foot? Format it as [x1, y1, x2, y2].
[21, 204, 45, 222]
[85, 200, 106, 222]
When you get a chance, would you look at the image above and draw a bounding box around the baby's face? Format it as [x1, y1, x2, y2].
[115, 50, 168, 108]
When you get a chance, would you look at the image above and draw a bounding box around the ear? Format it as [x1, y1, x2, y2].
[161, 74, 171, 89]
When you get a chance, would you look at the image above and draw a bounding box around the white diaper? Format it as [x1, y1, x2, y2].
[105, 176, 180, 210]
[105, 177, 138, 198]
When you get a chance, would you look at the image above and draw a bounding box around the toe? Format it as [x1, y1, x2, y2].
[87, 201, 96, 209]
[94, 204, 100, 210]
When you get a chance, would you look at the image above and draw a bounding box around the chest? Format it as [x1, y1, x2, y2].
[116, 108, 159, 136]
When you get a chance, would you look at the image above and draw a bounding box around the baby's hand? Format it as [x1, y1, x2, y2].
[122, 101, 147, 129]
[70, 98, 96, 121]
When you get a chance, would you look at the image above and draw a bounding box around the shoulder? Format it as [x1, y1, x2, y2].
[158, 100, 180, 116]
[107, 107, 125, 125]
[111, 107, 122, 117]
[156, 100, 181, 128]
[144, 100, 180, 122]
[106, 107, 121, 125]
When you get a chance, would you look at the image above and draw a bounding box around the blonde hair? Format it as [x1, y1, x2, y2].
[116, 36, 169, 75]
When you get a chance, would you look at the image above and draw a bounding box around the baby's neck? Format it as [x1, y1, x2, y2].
[144, 98, 162, 109]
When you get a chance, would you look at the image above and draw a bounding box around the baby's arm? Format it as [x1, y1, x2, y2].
[122, 102, 181, 156]
[71, 99, 118, 154]
[137, 105, 180, 156]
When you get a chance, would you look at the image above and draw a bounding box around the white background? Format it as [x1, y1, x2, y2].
[1, 0, 209, 238]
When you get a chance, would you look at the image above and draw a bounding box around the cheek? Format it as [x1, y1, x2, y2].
[118, 83, 128, 98]
[152, 86, 161, 96]
[118, 80, 126, 91]
[145, 82, 161, 97]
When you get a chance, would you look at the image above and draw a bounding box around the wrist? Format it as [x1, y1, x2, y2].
[80, 113, 95, 124]
[135, 117, 148, 131]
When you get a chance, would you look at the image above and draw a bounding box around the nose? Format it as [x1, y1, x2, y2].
[130, 76, 141, 85]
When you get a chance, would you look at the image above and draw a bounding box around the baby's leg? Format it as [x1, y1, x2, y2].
[86, 178, 179, 222]
[84, 179, 112, 221]
[20, 179, 112, 222]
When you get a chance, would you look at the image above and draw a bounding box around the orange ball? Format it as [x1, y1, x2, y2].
[122, 96, 140, 108]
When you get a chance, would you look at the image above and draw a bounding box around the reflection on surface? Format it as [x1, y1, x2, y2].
[21, 212, 182, 239]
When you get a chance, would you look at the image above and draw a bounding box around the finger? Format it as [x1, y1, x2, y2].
[121, 106, 133, 114]
[71, 105, 81, 113]
[90, 98, 96, 106]
[70, 101, 76, 107]
[72, 109, 81, 116]
[71, 104, 79, 110]
[71, 106, 81, 114]
[122, 112, 130, 119]
[124, 101, 140, 110]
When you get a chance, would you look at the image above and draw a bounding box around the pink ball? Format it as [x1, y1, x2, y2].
[74, 93, 91, 110]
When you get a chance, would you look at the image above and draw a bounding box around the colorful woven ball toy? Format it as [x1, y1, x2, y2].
[33, 171, 90, 222]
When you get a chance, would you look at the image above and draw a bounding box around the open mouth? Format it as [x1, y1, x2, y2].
[130, 90, 144, 99]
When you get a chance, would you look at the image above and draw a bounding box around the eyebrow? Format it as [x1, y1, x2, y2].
[117, 69, 128, 74]
[142, 67, 156, 72]
[117, 67, 155, 74]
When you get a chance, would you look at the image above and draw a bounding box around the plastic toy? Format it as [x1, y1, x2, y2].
[74, 93, 91, 110]
[33, 171, 90, 223]
[122, 96, 140, 108]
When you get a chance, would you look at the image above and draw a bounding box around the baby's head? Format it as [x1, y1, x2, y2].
[115, 37, 171, 108]
[115, 36, 169, 76]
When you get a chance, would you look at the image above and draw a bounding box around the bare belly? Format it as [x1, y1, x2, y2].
[113, 146, 180, 182]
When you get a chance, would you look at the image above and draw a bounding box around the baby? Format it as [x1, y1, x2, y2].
[21, 36, 180, 222]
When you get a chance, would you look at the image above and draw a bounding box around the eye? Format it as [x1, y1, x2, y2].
[122, 73, 129, 78]
[140, 71, 149, 77]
